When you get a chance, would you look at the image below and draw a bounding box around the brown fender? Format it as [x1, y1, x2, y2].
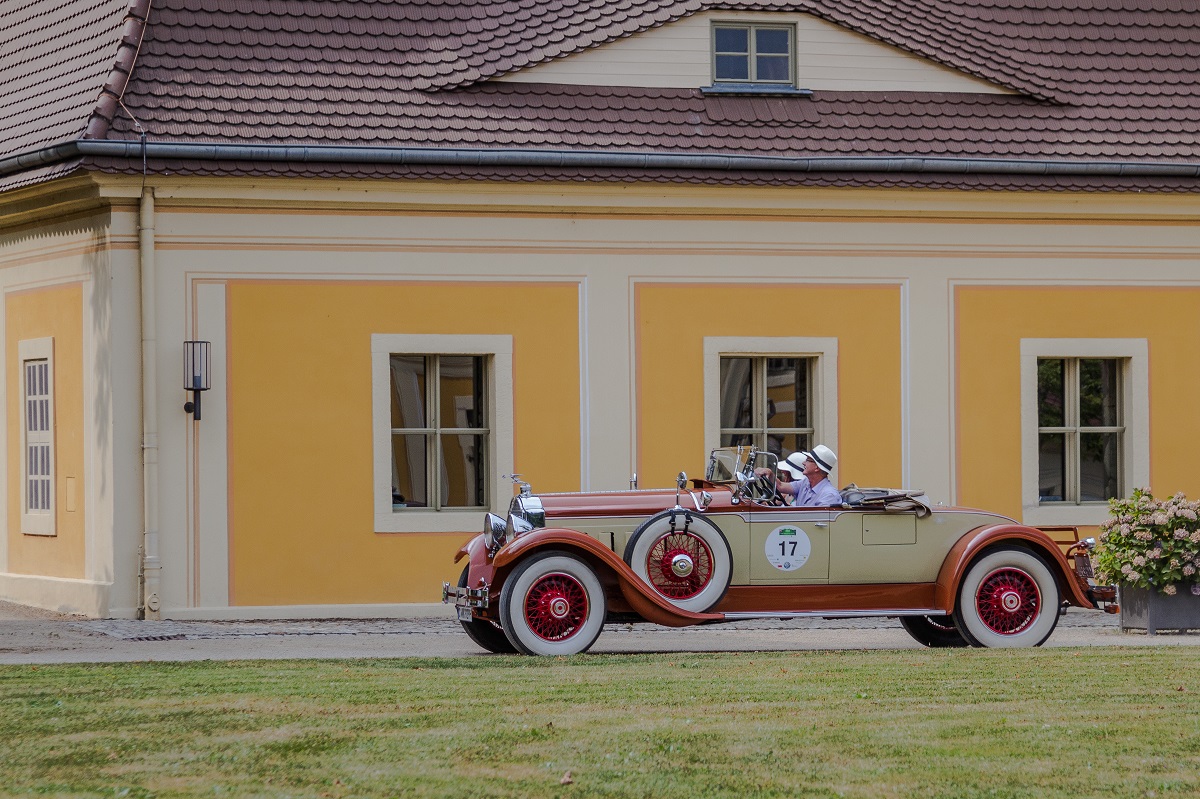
[935, 524, 1093, 612]
[493, 528, 722, 627]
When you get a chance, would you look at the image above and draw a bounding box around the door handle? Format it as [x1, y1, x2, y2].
[814, 522, 828, 528]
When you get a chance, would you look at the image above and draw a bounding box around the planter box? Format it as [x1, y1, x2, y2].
[1119, 585, 1200, 634]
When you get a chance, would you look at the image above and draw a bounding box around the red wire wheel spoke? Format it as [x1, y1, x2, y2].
[974, 567, 1041, 635]
[646, 532, 714, 599]
[523, 572, 589, 642]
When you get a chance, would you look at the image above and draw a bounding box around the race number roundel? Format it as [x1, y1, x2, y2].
[764, 525, 812, 572]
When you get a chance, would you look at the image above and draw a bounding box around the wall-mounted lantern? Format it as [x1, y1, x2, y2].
[183, 341, 211, 421]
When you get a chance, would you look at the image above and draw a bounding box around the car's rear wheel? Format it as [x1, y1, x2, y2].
[456, 566, 517, 654]
[899, 614, 969, 648]
[953, 547, 1060, 648]
[624, 509, 732, 613]
[499, 551, 606, 656]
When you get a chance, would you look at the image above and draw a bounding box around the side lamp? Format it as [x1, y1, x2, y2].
[183, 341, 211, 421]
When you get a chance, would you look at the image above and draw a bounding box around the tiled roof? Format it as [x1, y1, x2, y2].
[0, 0, 147, 162]
[3, 1, 1199, 192]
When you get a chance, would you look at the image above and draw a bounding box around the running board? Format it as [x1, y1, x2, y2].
[721, 609, 946, 621]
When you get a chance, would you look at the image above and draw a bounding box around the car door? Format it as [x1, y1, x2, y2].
[749, 507, 831, 584]
[827, 509, 924, 584]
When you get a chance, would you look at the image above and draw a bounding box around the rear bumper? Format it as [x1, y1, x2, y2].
[1087, 584, 1120, 613]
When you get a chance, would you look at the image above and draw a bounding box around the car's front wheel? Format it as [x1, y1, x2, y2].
[953, 546, 1061, 648]
[499, 551, 607, 656]
[624, 510, 732, 613]
[456, 566, 517, 654]
[899, 614, 969, 648]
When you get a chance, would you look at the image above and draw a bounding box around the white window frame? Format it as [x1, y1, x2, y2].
[372, 334, 513, 533]
[704, 337, 838, 458]
[19, 337, 55, 536]
[1020, 339, 1148, 526]
[711, 22, 796, 86]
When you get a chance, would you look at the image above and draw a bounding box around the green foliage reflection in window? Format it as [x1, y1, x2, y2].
[1037, 358, 1123, 504]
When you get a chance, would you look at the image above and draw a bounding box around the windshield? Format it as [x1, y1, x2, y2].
[706, 446, 778, 484]
[706, 447, 748, 483]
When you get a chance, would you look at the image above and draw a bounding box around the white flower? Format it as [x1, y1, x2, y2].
[1133, 556, 1147, 567]
[1164, 584, 1178, 596]
[1184, 565, 1196, 576]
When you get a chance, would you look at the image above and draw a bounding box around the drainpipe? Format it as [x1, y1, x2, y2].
[138, 187, 161, 620]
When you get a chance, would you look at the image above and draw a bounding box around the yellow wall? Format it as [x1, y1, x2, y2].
[956, 286, 1200, 520]
[227, 281, 579, 605]
[636, 283, 903, 488]
[5, 283, 85, 577]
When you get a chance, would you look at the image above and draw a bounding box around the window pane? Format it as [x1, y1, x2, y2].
[391, 434, 427, 508]
[440, 434, 485, 507]
[714, 27, 748, 53]
[440, 356, 485, 429]
[1038, 433, 1066, 502]
[766, 358, 807, 428]
[768, 433, 809, 461]
[719, 358, 754, 429]
[755, 28, 790, 54]
[390, 355, 427, 428]
[715, 54, 749, 80]
[1037, 359, 1064, 428]
[1080, 359, 1120, 427]
[720, 432, 757, 449]
[1080, 432, 1120, 501]
[756, 55, 790, 81]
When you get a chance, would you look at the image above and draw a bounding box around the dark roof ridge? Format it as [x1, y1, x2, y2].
[83, 0, 153, 139]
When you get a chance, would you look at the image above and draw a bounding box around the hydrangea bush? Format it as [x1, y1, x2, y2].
[1094, 488, 1200, 596]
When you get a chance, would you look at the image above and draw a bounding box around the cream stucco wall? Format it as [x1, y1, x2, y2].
[497, 10, 1011, 93]
[0, 204, 139, 617]
[5, 174, 1200, 617]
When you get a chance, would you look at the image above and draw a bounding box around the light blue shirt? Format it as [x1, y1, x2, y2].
[790, 476, 841, 507]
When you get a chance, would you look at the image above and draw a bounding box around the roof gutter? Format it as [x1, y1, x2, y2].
[3, 139, 1200, 180]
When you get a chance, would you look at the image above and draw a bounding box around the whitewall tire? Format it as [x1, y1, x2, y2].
[499, 551, 607, 656]
[624, 509, 732, 613]
[953, 547, 1060, 648]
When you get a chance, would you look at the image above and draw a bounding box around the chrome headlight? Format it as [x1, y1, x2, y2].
[505, 512, 535, 541]
[508, 494, 546, 529]
[483, 513, 507, 550]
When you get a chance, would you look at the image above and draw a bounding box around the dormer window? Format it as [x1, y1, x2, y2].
[713, 24, 794, 85]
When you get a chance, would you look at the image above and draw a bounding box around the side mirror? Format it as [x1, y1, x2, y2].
[674, 471, 687, 508]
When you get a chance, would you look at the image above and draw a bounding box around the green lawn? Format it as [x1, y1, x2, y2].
[2, 648, 1198, 798]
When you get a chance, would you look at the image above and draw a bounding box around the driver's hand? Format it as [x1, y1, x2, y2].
[753, 467, 774, 479]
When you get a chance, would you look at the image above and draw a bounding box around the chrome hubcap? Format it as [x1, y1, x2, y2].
[549, 597, 571, 619]
[670, 553, 694, 578]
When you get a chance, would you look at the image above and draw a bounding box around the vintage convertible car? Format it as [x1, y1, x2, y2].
[443, 447, 1116, 655]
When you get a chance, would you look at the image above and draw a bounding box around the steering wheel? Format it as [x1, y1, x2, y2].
[745, 472, 782, 505]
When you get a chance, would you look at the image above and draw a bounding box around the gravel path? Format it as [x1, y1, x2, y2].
[0, 599, 1194, 664]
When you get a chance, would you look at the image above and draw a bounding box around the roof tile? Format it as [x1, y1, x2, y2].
[5, 1, 1200, 191]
